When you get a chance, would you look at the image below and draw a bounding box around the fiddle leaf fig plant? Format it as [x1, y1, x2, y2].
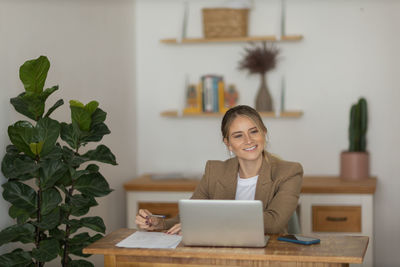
[0, 56, 117, 267]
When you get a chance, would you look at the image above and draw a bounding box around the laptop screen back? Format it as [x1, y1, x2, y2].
[179, 199, 267, 247]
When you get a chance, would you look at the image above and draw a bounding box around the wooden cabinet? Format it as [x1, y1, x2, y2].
[299, 177, 376, 267]
[124, 175, 376, 267]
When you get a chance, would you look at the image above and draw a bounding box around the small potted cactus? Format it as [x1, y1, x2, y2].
[340, 97, 370, 180]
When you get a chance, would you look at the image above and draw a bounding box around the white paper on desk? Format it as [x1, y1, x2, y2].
[116, 231, 182, 249]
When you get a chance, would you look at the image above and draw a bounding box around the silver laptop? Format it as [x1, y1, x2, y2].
[179, 199, 269, 247]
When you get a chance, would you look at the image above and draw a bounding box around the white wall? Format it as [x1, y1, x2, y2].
[0, 0, 136, 266]
[1, 0, 399, 266]
[135, 0, 400, 266]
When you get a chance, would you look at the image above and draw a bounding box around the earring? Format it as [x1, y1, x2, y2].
[229, 150, 234, 157]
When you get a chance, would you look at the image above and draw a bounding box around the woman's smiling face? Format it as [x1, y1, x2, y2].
[224, 115, 266, 162]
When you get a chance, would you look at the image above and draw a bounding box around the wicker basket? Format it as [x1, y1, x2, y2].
[202, 8, 249, 38]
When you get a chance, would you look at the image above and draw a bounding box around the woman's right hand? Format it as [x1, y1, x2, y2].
[135, 209, 165, 231]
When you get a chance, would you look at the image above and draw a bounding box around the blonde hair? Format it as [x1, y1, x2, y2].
[221, 105, 268, 157]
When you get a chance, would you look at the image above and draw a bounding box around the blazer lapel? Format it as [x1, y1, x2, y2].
[215, 157, 239, 200]
[254, 155, 273, 208]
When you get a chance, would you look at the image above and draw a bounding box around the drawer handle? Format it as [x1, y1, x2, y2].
[326, 216, 348, 222]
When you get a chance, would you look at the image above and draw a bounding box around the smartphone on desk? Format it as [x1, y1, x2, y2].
[277, 235, 320, 245]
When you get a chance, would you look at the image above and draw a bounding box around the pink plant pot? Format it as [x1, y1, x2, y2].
[340, 152, 370, 181]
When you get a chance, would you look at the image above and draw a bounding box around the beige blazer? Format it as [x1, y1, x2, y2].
[165, 153, 303, 234]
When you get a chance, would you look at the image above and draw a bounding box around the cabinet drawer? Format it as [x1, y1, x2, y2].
[312, 206, 361, 232]
[138, 202, 179, 219]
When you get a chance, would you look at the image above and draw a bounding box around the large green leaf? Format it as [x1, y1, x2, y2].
[66, 107, 110, 145]
[82, 145, 117, 165]
[68, 233, 102, 257]
[90, 108, 106, 127]
[41, 188, 62, 215]
[80, 108, 110, 144]
[29, 142, 43, 155]
[69, 194, 98, 217]
[5, 144, 19, 155]
[41, 143, 63, 161]
[62, 146, 85, 168]
[8, 121, 36, 158]
[69, 259, 94, 267]
[69, 104, 91, 133]
[39, 85, 58, 102]
[80, 216, 105, 233]
[33, 207, 60, 230]
[85, 101, 99, 114]
[1, 152, 38, 181]
[36, 117, 60, 157]
[21, 92, 46, 121]
[60, 204, 72, 218]
[0, 223, 35, 246]
[12, 86, 59, 122]
[85, 164, 99, 173]
[55, 173, 72, 189]
[2, 181, 37, 210]
[60, 122, 80, 149]
[69, 167, 90, 181]
[70, 105, 91, 132]
[69, 100, 99, 132]
[8, 118, 60, 158]
[9, 205, 32, 224]
[10, 93, 38, 121]
[39, 159, 68, 190]
[19, 55, 50, 94]
[49, 227, 65, 242]
[81, 123, 110, 143]
[74, 172, 112, 197]
[69, 216, 105, 234]
[32, 238, 60, 262]
[0, 248, 33, 267]
[44, 99, 64, 118]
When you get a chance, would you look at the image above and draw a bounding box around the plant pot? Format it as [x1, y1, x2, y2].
[340, 151, 369, 181]
[255, 73, 273, 112]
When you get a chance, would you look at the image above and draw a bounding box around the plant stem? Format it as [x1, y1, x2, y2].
[35, 156, 43, 267]
[62, 223, 70, 267]
[62, 185, 76, 266]
[63, 147, 79, 267]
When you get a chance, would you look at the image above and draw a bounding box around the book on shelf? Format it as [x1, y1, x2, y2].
[183, 74, 232, 115]
[202, 75, 214, 113]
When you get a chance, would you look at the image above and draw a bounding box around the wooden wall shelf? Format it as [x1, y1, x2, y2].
[160, 110, 303, 118]
[160, 35, 303, 44]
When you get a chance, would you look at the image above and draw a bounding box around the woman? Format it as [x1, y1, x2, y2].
[136, 105, 303, 235]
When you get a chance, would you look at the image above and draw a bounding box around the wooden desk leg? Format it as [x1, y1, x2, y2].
[104, 255, 116, 267]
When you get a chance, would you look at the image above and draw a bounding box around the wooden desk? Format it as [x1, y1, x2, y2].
[83, 228, 368, 267]
[124, 175, 376, 267]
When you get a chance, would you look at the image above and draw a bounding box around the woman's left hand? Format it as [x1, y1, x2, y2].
[166, 223, 181, 235]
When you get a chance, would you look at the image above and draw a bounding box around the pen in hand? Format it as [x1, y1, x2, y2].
[146, 214, 166, 228]
[149, 214, 166, 218]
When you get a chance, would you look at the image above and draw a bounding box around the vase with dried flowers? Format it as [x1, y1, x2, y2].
[239, 42, 280, 111]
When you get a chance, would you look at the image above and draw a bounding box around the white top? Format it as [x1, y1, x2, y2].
[235, 174, 259, 200]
